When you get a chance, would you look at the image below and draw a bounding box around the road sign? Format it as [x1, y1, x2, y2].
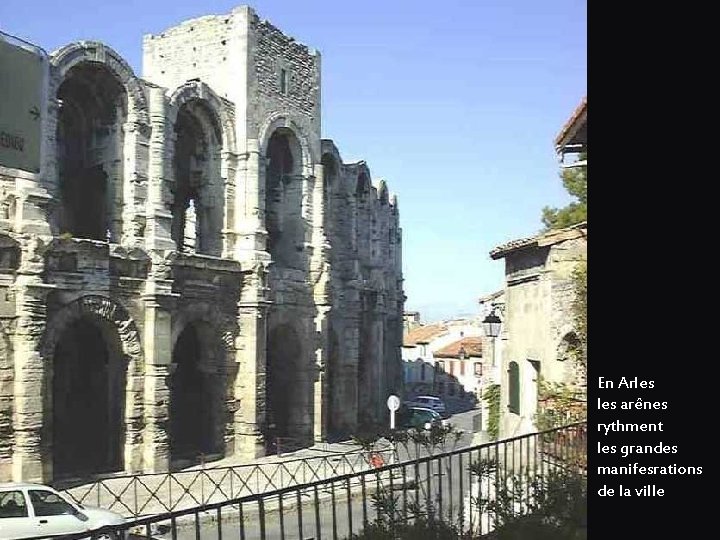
[0, 33, 45, 173]
[386, 395, 400, 411]
[387, 394, 400, 431]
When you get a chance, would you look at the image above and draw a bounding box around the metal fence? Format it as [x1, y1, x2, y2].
[38, 422, 586, 540]
[56, 445, 395, 519]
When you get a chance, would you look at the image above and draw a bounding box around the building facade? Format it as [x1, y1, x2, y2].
[0, 6, 404, 483]
[490, 223, 587, 438]
[402, 320, 496, 400]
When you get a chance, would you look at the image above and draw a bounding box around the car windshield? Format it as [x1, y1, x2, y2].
[29, 490, 77, 517]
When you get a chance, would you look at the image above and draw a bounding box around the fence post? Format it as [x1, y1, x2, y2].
[200, 453, 205, 504]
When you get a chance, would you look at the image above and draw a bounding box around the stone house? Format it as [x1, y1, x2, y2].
[0, 5, 403, 483]
[490, 223, 587, 437]
[401, 319, 494, 401]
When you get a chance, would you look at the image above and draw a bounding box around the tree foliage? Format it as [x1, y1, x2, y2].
[482, 384, 501, 440]
[541, 153, 587, 230]
[571, 262, 587, 375]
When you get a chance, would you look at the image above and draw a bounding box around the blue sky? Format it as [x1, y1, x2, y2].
[1, 0, 586, 323]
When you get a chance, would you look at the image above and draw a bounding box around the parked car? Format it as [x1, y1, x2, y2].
[0, 483, 126, 540]
[398, 406, 446, 430]
[412, 395, 448, 417]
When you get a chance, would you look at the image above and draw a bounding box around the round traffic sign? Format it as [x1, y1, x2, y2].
[387, 394, 400, 411]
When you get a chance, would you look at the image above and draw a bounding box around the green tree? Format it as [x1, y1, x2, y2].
[571, 262, 587, 375]
[542, 152, 587, 230]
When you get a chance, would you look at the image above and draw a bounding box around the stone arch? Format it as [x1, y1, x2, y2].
[169, 81, 236, 153]
[41, 295, 144, 479]
[354, 163, 372, 198]
[169, 304, 237, 464]
[50, 42, 149, 125]
[0, 325, 13, 482]
[557, 331, 584, 386]
[326, 324, 343, 436]
[258, 115, 314, 175]
[262, 123, 309, 269]
[167, 85, 232, 256]
[321, 152, 340, 204]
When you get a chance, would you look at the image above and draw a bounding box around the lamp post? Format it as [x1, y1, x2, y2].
[480, 308, 502, 437]
[482, 310, 502, 339]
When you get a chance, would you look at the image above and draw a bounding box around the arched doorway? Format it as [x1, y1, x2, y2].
[265, 129, 304, 269]
[56, 62, 126, 241]
[326, 328, 343, 437]
[266, 324, 307, 449]
[52, 317, 125, 478]
[169, 322, 220, 462]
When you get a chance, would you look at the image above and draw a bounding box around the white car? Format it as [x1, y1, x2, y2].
[413, 395, 447, 416]
[0, 483, 126, 539]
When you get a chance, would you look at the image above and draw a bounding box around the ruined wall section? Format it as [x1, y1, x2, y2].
[248, 16, 320, 147]
[143, 15, 240, 103]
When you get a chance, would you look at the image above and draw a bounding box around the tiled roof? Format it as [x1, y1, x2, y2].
[555, 97, 587, 150]
[490, 222, 586, 260]
[434, 337, 483, 359]
[403, 323, 448, 346]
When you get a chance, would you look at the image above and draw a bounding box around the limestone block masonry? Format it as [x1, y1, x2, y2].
[0, 4, 404, 483]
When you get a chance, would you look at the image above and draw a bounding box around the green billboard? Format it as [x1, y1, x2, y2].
[0, 36, 45, 173]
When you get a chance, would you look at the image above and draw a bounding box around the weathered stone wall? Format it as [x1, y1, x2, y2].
[498, 230, 587, 438]
[0, 4, 403, 482]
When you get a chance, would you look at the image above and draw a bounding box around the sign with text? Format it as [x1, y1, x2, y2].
[0, 37, 44, 173]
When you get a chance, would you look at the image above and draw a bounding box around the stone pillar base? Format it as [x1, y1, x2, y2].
[234, 428, 265, 461]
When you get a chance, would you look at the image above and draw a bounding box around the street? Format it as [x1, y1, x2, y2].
[148, 409, 486, 540]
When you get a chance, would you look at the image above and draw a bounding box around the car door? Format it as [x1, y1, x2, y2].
[28, 488, 87, 537]
[0, 489, 35, 540]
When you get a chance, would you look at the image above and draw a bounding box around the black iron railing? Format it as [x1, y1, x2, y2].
[55, 445, 394, 520]
[32, 423, 586, 540]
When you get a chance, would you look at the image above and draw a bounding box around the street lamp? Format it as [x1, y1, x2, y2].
[482, 310, 502, 338]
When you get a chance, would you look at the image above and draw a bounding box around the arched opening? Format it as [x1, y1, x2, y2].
[57, 62, 126, 241]
[357, 292, 377, 426]
[265, 129, 304, 269]
[171, 102, 224, 256]
[356, 171, 371, 257]
[356, 171, 370, 199]
[169, 322, 221, 462]
[266, 324, 308, 449]
[321, 154, 338, 215]
[558, 332, 584, 386]
[326, 328, 342, 436]
[52, 317, 125, 479]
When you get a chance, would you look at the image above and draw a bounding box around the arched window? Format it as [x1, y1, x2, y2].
[508, 361, 520, 414]
[57, 62, 127, 241]
[171, 101, 223, 256]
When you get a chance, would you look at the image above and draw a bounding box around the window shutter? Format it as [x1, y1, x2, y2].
[509, 361, 520, 414]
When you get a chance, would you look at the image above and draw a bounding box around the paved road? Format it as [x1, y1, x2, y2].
[147, 409, 489, 539]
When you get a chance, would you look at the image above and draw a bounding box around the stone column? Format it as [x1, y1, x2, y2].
[145, 86, 174, 251]
[121, 112, 150, 246]
[234, 141, 269, 262]
[141, 276, 176, 472]
[12, 272, 55, 483]
[221, 150, 238, 258]
[234, 265, 270, 460]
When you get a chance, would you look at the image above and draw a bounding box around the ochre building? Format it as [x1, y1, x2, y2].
[0, 5, 404, 483]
